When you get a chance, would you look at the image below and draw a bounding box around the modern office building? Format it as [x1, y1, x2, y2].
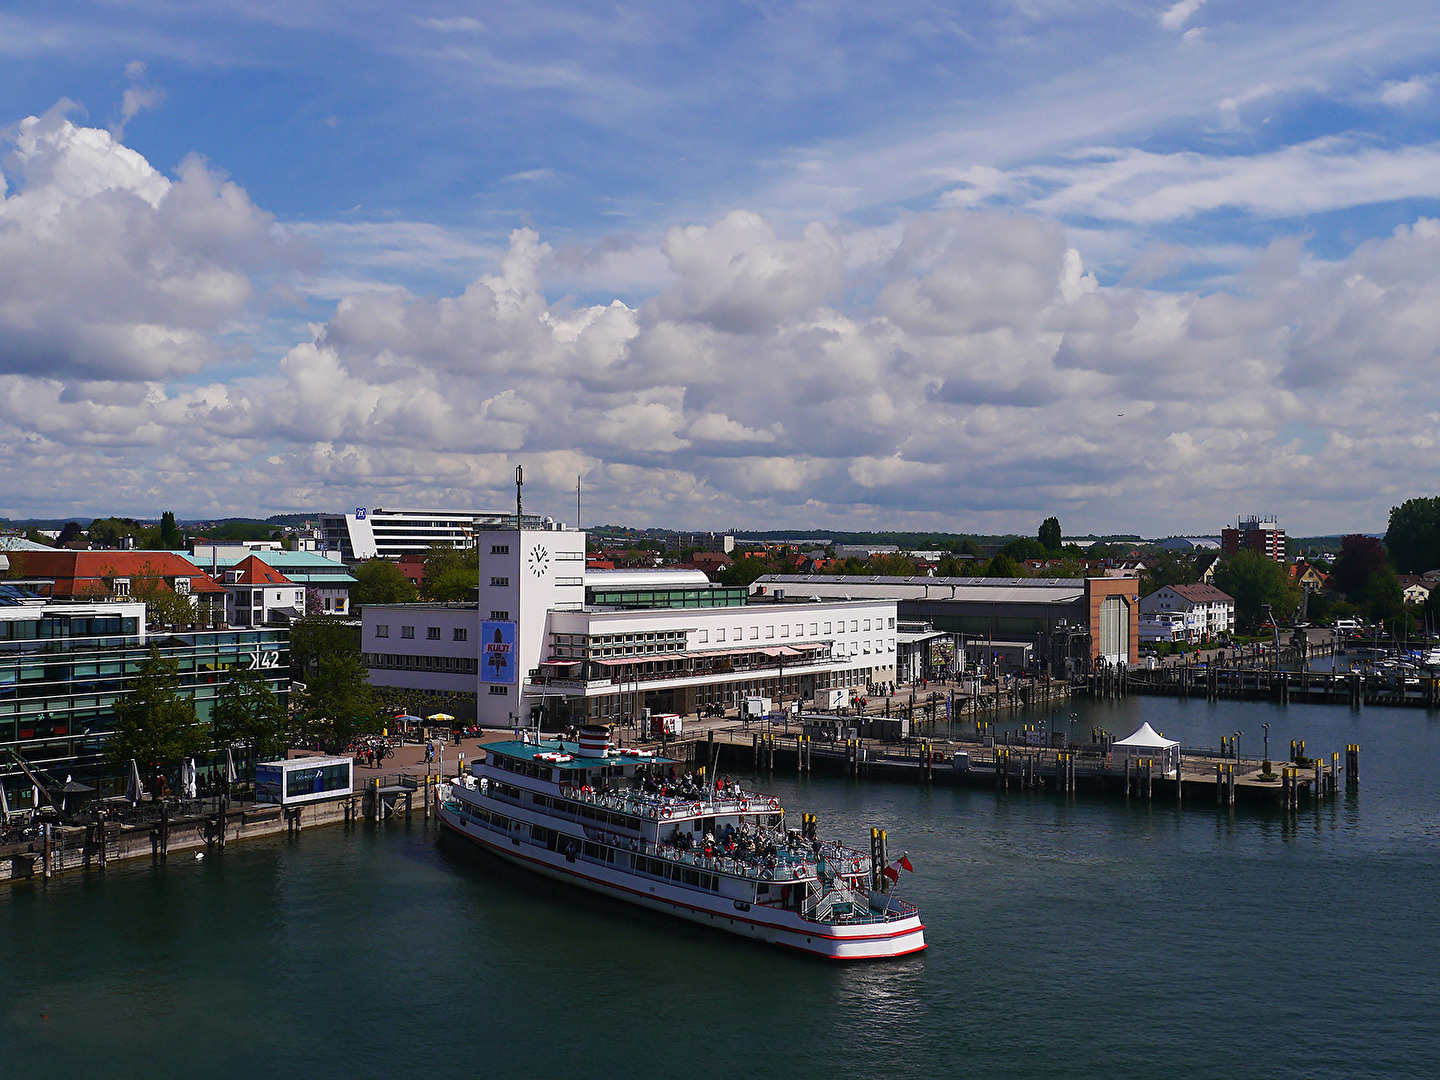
[317, 508, 554, 561]
[0, 590, 289, 806]
[1220, 516, 1286, 563]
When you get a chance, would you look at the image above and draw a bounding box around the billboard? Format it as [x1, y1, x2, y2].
[481, 620, 517, 684]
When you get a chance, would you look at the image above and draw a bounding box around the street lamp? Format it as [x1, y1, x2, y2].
[1233, 730, 1243, 764]
[1262, 722, 1270, 770]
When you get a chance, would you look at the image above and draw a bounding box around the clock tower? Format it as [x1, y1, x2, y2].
[475, 524, 587, 728]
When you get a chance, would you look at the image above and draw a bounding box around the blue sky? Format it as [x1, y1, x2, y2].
[2, 1, 1440, 535]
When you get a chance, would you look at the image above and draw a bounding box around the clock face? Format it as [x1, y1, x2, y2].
[528, 543, 550, 578]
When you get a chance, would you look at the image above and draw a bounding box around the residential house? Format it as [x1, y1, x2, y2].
[219, 555, 308, 627]
[1398, 575, 1433, 606]
[7, 550, 226, 625]
[1139, 583, 1236, 641]
[187, 545, 356, 616]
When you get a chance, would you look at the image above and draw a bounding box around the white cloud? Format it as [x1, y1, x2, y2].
[1159, 0, 1208, 32]
[1379, 74, 1436, 107]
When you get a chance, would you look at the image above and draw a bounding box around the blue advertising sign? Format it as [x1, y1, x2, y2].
[481, 621, 517, 684]
[355, 507, 367, 519]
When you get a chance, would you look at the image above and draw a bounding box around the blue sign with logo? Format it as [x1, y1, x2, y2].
[481, 620, 517, 684]
[355, 508, 367, 519]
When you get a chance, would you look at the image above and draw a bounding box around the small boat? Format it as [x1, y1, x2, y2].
[436, 735, 924, 960]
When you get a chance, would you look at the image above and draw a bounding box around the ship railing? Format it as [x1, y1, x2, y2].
[557, 785, 783, 820]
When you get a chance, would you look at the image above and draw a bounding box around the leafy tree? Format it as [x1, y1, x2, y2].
[868, 553, 918, 577]
[212, 667, 288, 764]
[23, 526, 52, 546]
[118, 560, 199, 627]
[1385, 497, 1440, 574]
[986, 553, 1023, 578]
[352, 558, 419, 606]
[293, 651, 384, 752]
[1038, 516, 1062, 553]
[1000, 537, 1048, 562]
[105, 646, 208, 767]
[159, 510, 183, 550]
[421, 543, 478, 602]
[716, 556, 772, 588]
[288, 616, 362, 680]
[1330, 534, 1389, 597]
[936, 554, 964, 577]
[1354, 565, 1405, 628]
[88, 516, 143, 547]
[1140, 551, 1199, 596]
[56, 521, 83, 546]
[1213, 551, 1300, 629]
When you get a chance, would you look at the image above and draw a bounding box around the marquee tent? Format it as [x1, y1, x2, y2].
[1112, 722, 1180, 777]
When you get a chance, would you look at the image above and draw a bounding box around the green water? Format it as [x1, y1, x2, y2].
[3, 696, 1438, 1079]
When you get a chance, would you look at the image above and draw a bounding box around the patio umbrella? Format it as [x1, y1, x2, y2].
[427, 713, 455, 723]
[183, 758, 198, 799]
[127, 759, 144, 804]
[0, 782, 9, 819]
[225, 747, 238, 785]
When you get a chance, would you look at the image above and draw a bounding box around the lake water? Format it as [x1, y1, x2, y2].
[3, 695, 1438, 1079]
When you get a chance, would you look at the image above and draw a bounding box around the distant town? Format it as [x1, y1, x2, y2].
[5, 497, 1440, 823]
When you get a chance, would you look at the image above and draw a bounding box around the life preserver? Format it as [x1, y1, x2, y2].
[692, 803, 702, 815]
[768, 797, 780, 811]
[661, 807, 672, 819]
[852, 859, 861, 871]
[739, 798, 749, 811]
[761, 869, 773, 881]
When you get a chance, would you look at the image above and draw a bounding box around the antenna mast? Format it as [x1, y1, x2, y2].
[515, 464, 524, 529]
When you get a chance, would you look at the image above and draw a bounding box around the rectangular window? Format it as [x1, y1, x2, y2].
[488, 685, 509, 695]
[401, 626, 415, 639]
[864, 619, 871, 631]
[809, 623, 817, 635]
[427, 627, 440, 640]
[490, 577, 510, 587]
[490, 544, 510, 555]
[888, 617, 895, 628]
[375, 625, 389, 638]
[824, 622, 832, 634]
[453, 628, 468, 642]
[112, 578, 131, 597]
[851, 621, 858, 633]
[748, 627, 758, 640]
[490, 610, 510, 621]
[173, 578, 191, 595]
[698, 630, 708, 643]
[715, 629, 725, 642]
[765, 626, 775, 639]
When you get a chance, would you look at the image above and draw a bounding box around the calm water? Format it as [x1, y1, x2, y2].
[3, 696, 1439, 1079]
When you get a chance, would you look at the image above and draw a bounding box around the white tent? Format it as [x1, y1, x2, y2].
[1112, 722, 1180, 777]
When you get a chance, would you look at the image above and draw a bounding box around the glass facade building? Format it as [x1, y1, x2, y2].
[0, 595, 289, 804]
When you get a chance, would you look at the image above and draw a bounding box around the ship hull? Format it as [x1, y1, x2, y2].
[437, 799, 926, 960]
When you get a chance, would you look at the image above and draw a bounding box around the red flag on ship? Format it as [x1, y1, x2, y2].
[882, 852, 914, 883]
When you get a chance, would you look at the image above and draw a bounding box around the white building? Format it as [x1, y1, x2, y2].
[360, 525, 898, 729]
[1139, 584, 1235, 640]
[318, 507, 553, 561]
[218, 555, 308, 627]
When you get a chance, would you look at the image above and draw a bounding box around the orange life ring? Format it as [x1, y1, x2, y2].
[692, 803, 702, 815]
[768, 797, 780, 811]
[661, 807, 672, 819]
[852, 858, 860, 871]
[740, 798, 750, 811]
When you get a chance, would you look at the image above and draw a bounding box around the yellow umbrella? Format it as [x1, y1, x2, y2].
[428, 713, 455, 723]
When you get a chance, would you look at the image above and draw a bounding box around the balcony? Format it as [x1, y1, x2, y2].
[526, 642, 838, 695]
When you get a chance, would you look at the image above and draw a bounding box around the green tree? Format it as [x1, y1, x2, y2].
[1000, 537, 1047, 562]
[159, 510, 183, 549]
[288, 616, 362, 681]
[716, 556, 772, 588]
[88, 516, 142, 547]
[1385, 497, 1440, 574]
[1140, 551, 1199, 597]
[352, 558, 419, 606]
[1331, 534, 1389, 597]
[1354, 566, 1406, 628]
[1213, 550, 1300, 629]
[56, 521, 83, 545]
[421, 543, 478, 602]
[986, 553, 1023, 578]
[212, 667, 288, 764]
[121, 559, 199, 627]
[293, 651, 384, 752]
[1038, 516, 1062, 553]
[105, 646, 208, 766]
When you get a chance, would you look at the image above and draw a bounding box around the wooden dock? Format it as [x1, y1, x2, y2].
[1125, 665, 1440, 708]
[680, 726, 1357, 810]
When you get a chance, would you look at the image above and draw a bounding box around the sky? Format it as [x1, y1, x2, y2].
[2, 1, 1440, 537]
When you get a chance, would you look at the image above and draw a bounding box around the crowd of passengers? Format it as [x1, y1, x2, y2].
[631, 767, 744, 803]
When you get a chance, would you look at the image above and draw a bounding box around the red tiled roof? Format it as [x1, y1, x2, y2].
[8, 550, 225, 598]
[229, 555, 294, 586]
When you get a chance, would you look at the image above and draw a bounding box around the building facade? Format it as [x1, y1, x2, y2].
[1139, 584, 1236, 640]
[0, 593, 289, 804]
[1221, 516, 1286, 563]
[317, 508, 554, 561]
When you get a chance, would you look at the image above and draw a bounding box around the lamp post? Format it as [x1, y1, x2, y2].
[1262, 722, 1270, 772]
[1233, 729, 1243, 765]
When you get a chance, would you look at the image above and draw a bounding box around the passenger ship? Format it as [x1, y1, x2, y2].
[436, 730, 925, 960]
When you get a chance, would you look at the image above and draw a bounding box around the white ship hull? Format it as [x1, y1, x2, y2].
[436, 795, 926, 960]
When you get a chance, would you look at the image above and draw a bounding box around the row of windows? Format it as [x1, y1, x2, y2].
[365, 653, 478, 674]
[489, 611, 510, 621]
[373, 625, 468, 641]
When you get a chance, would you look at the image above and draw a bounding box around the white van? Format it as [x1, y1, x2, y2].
[1334, 619, 1361, 633]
